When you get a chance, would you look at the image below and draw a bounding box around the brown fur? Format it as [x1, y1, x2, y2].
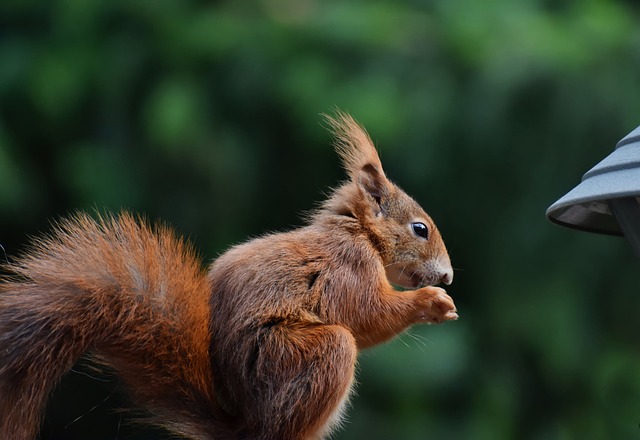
[0, 112, 456, 440]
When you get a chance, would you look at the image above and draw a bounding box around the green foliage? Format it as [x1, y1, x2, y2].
[1, 0, 640, 439]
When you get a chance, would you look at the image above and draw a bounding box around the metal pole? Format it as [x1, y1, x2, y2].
[609, 197, 640, 259]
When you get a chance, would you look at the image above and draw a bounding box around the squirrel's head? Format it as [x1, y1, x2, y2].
[323, 111, 453, 289]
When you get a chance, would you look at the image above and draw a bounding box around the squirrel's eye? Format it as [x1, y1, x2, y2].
[411, 222, 429, 240]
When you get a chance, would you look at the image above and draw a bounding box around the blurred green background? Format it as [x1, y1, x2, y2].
[2, 0, 640, 439]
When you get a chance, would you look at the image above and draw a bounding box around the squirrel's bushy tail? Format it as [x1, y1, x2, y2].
[0, 212, 221, 439]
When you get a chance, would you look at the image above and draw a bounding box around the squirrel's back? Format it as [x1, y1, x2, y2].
[0, 212, 221, 439]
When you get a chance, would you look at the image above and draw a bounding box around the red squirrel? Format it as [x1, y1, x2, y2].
[0, 112, 457, 440]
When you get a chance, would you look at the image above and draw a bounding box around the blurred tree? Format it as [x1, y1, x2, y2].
[1, 0, 640, 439]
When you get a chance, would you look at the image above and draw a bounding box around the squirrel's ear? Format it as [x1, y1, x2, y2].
[357, 163, 388, 206]
[324, 110, 390, 209]
[323, 110, 389, 188]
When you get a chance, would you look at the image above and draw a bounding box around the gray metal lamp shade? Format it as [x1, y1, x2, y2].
[546, 126, 640, 237]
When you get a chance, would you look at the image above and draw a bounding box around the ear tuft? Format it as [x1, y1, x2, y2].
[323, 110, 386, 181]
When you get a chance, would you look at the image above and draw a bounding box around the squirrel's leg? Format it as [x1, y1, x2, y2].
[245, 321, 357, 440]
[354, 285, 457, 349]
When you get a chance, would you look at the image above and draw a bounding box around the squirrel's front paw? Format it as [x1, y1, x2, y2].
[413, 286, 458, 324]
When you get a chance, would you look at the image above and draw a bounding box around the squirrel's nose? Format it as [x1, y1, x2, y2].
[440, 269, 453, 286]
